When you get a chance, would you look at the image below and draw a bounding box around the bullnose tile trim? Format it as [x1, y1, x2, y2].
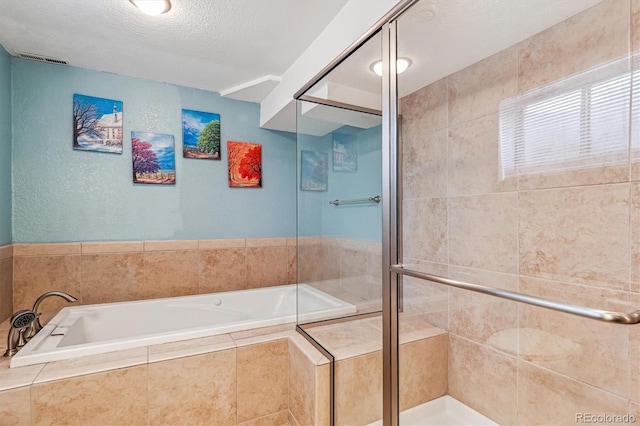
[13, 243, 82, 256]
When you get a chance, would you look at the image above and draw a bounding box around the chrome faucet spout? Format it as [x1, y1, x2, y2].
[28, 291, 78, 338]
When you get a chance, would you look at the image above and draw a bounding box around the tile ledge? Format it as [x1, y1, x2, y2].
[12, 243, 82, 256]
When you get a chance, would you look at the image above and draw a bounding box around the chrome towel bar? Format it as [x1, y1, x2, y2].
[329, 195, 381, 206]
[391, 265, 640, 325]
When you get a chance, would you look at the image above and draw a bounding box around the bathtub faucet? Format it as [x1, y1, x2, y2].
[3, 309, 37, 357]
[26, 291, 78, 339]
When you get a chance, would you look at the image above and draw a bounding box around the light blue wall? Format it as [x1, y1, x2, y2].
[0, 46, 11, 245]
[12, 59, 296, 243]
[323, 125, 381, 241]
[297, 125, 381, 241]
[297, 132, 330, 238]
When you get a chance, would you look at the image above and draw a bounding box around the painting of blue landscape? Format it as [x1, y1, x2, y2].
[182, 109, 221, 159]
[300, 150, 328, 191]
[131, 132, 176, 185]
[73, 94, 123, 154]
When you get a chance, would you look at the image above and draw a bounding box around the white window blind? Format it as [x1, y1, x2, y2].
[499, 56, 633, 178]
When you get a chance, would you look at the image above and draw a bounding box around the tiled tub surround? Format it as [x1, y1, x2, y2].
[10, 238, 296, 324]
[400, 0, 640, 424]
[0, 321, 312, 426]
[0, 244, 12, 323]
[11, 284, 356, 367]
[0, 314, 446, 426]
[10, 236, 382, 323]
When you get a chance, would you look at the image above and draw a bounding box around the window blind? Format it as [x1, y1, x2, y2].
[499, 56, 633, 178]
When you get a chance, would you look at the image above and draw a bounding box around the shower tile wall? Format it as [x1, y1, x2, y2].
[298, 237, 382, 311]
[401, 0, 640, 423]
[9, 238, 296, 322]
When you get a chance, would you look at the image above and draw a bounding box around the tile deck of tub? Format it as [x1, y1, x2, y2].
[0, 318, 296, 391]
[2, 310, 494, 425]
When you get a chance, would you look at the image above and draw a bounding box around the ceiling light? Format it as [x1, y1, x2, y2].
[130, 0, 171, 16]
[369, 58, 413, 76]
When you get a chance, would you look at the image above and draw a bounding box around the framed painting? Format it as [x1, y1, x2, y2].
[73, 94, 123, 154]
[182, 109, 221, 159]
[300, 150, 328, 191]
[131, 132, 176, 185]
[332, 135, 357, 172]
[228, 141, 261, 187]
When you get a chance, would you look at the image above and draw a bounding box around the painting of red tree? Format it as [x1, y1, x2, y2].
[228, 141, 261, 187]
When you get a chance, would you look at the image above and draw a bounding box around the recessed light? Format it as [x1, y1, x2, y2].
[369, 58, 413, 76]
[130, 0, 171, 16]
[413, 4, 436, 23]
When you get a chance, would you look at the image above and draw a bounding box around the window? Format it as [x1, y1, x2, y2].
[499, 56, 633, 178]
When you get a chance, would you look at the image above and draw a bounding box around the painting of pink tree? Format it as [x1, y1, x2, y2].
[131, 132, 175, 185]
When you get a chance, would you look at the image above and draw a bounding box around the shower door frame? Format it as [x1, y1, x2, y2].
[296, 0, 640, 423]
[293, 1, 418, 424]
[381, 17, 400, 426]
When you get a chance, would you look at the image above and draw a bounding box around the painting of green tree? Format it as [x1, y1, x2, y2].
[182, 109, 221, 159]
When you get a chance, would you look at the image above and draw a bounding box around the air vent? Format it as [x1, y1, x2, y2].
[15, 51, 68, 66]
[44, 57, 67, 65]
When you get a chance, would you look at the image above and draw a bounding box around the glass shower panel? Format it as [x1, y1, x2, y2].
[396, 0, 635, 424]
[296, 100, 383, 323]
[296, 30, 388, 425]
[296, 31, 383, 325]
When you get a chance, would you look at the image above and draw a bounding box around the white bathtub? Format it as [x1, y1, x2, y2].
[10, 284, 356, 368]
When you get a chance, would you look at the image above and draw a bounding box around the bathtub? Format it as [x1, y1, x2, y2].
[10, 284, 356, 368]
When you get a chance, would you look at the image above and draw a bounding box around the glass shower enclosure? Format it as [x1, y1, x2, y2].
[296, 31, 383, 321]
[296, 0, 640, 424]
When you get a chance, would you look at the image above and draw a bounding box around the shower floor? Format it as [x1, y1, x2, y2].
[367, 395, 497, 426]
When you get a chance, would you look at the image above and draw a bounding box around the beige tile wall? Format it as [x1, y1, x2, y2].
[332, 319, 448, 424]
[237, 339, 289, 423]
[0, 245, 12, 323]
[148, 349, 237, 425]
[0, 386, 30, 426]
[32, 365, 149, 425]
[11, 235, 383, 320]
[299, 237, 383, 313]
[10, 238, 296, 320]
[401, 0, 639, 423]
[0, 328, 317, 426]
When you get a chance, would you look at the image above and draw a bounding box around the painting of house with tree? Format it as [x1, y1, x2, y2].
[228, 141, 261, 187]
[73, 94, 123, 154]
[182, 109, 221, 159]
[131, 132, 176, 185]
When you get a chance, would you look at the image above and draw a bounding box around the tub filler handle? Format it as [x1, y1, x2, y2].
[3, 310, 37, 357]
[26, 291, 78, 339]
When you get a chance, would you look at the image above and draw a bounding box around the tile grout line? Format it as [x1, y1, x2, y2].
[515, 37, 521, 420]
[627, 171, 633, 401]
[234, 343, 239, 425]
[146, 347, 150, 426]
[445, 73, 452, 335]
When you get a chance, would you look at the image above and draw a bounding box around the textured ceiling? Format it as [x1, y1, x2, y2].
[295, 0, 606, 135]
[319, 0, 605, 100]
[0, 0, 348, 97]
